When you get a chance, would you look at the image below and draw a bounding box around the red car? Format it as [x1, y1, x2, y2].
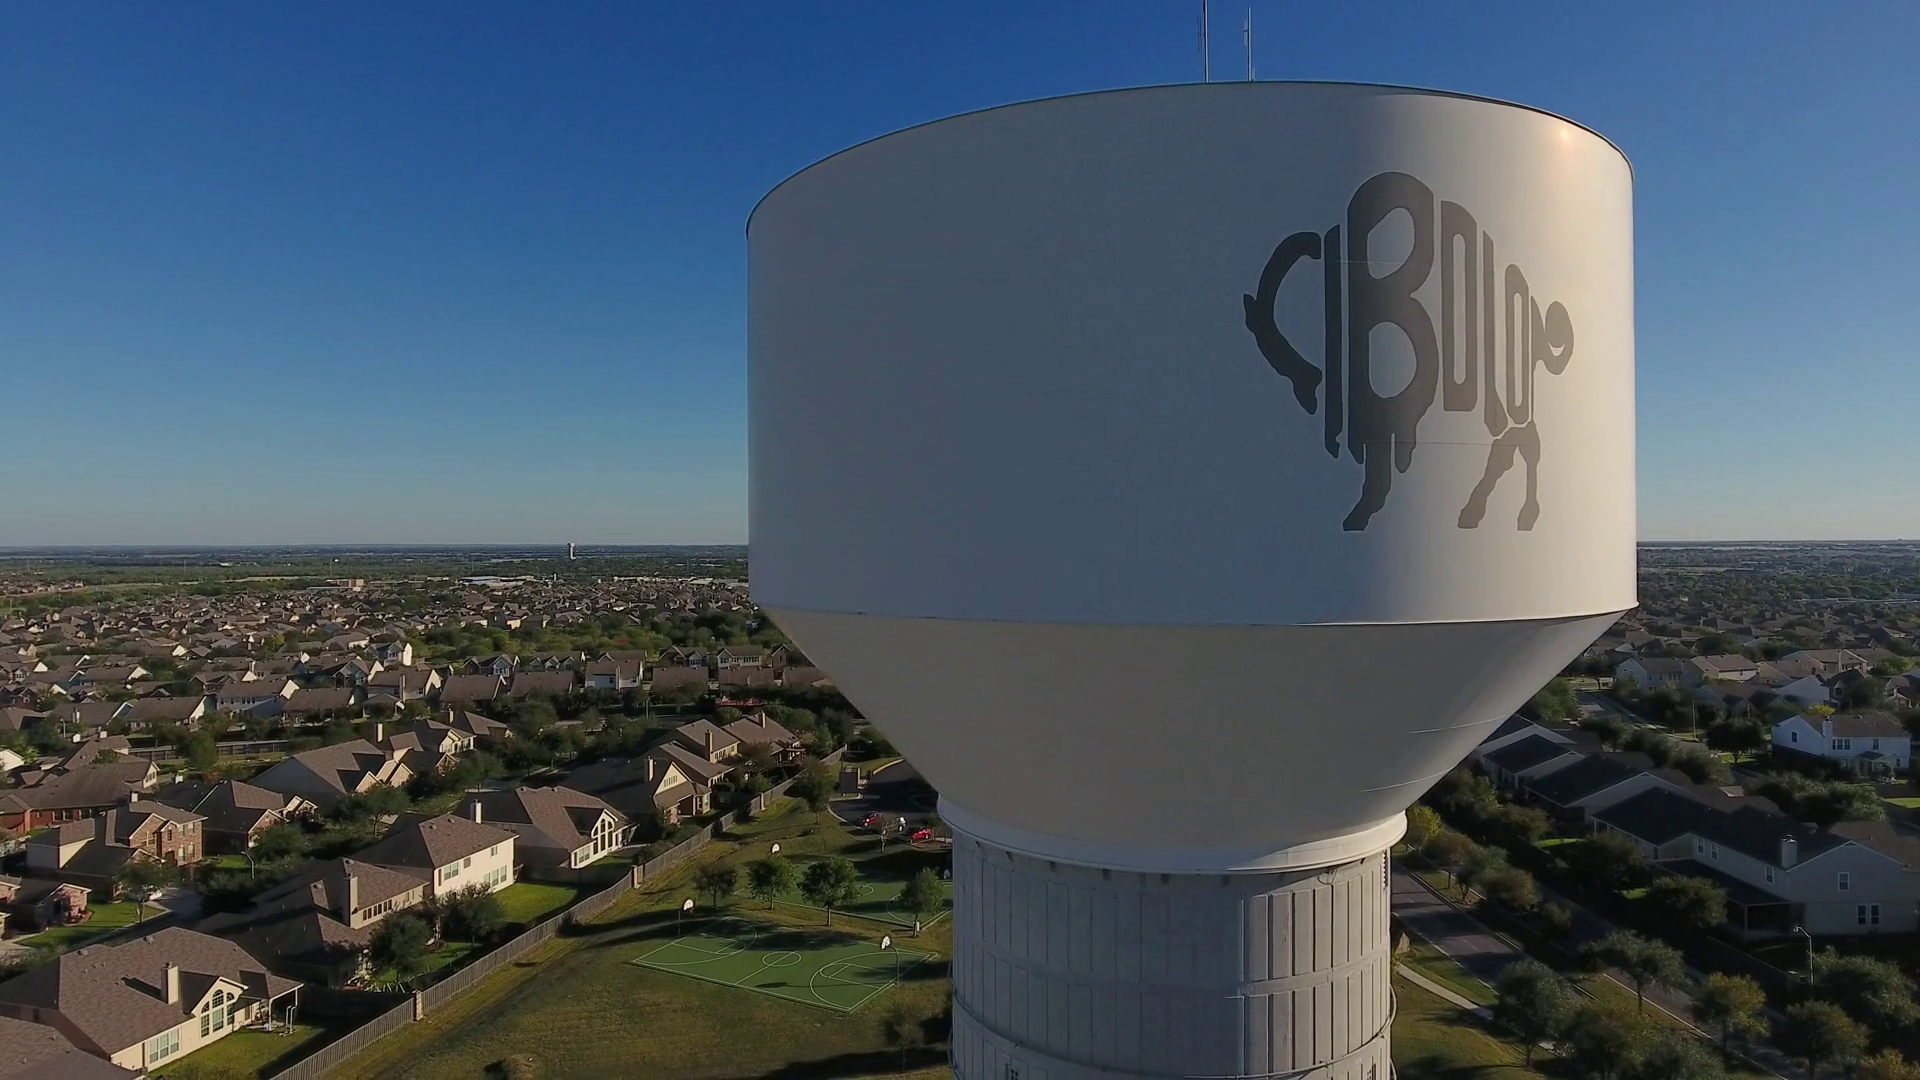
[862, 813, 884, 828]
[910, 828, 933, 842]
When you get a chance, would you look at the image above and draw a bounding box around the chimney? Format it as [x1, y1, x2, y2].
[704, 730, 715, 757]
[1780, 836, 1800, 869]
[646, 756, 658, 782]
[163, 963, 180, 1005]
[468, 800, 483, 824]
[341, 866, 360, 921]
[373, 721, 385, 744]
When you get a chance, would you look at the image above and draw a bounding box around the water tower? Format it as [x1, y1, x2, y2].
[750, 83, 1634, 1080]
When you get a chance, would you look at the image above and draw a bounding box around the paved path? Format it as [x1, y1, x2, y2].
[1395, 966, 1491, 1019]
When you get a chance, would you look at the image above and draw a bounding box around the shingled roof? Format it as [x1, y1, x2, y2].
[0, 1014, 137, 1079]
[0, 927, 297, 1058]
[354, 812, 514, 874]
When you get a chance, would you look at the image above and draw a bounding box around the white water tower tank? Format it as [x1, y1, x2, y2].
[750, 82, 1634, 1080]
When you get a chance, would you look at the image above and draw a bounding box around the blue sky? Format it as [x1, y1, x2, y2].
[3, 2, 1914, 544]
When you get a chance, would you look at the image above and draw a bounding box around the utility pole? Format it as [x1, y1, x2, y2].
[1199, 0, 1210, 82]
[1244, 8, 1255, 81]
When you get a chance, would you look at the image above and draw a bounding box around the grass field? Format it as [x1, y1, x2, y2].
[1392, 975, 1543, 1079]
[633, 915, 930, 1012]
[776, 857, 954, 929]
[19, 901, 146, 949]
[151, 1022, 335, 1079]
[330, 805, 954, 1080]
[496, 881, 583, 925]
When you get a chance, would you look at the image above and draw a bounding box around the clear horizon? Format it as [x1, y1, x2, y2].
[5, 3, 1916, 545]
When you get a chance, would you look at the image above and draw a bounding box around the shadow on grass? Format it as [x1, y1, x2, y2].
[750, 1045, 950, 1079]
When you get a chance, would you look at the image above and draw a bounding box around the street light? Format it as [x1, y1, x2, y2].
[1793, 925, 1814, 980]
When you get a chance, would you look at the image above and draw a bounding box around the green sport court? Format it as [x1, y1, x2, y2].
[776, 862, 954, 928]
[631, 917, 930, 1012]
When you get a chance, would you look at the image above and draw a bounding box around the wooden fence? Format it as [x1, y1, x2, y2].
[263, 745, 846, 1079]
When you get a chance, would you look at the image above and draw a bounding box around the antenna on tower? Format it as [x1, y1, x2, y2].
[1244, 7, 1255, 81]
[1198, 0, 1210, 82]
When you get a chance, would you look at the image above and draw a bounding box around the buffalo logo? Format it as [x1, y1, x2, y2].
[1243, 171, 1574, 531]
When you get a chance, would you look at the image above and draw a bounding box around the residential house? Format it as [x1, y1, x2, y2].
[444, 709, 513, 742]
[437, 674, 504, 707]
[649, 666, 710, 694]
[279, 686, 363, 721]
[724, 712, 803, 761]
[26, 795, 206, 892]
[0, 1013, 139, 1079]
[201, 858, 429, 987]
[213, 677, 298, 718]
[364, 668, 441, 703]
[669, 719, 740, 764]
[562, 755, 708, 823]
[119, 696, 209, 730]
[1614, 657, 1686, 691]
[247, 740, 412, 812]
[714, 646, 765, 670]
[0, 752, 159, 831]
[460, 787, 632, 871]
[353, 811, 516, 899]
[0, 926, 299, 1072]
[657, 645, 708, 668]
[1685, 654, 1760, 686]
[583, 659, 643, 691]
[376, 718, 474, 758]
[507, 671, 575, 699]
[717, 666, 777, 690]
[372, 641, 415, 667]
[0, 875, 91, 931]
[1772, 712, 1911, 774]
[1481, 734, 1584, 790]
[1468, 715, 1577, 765]
[159, 780, 316, 855]
[1520, 753, 1686, 821]
[464, 655, 518, 677]
[779, 665, 831, 690]
[1783, 649, 1872, 677]
[1595, 787, 1920, 937]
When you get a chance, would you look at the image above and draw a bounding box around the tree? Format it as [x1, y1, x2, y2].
[1643, 874, 1728, 931]
[370, 912, 434, 982]
[789, 760, 837, 812]
[1704, 719, 1769, 763]
[1627, 1032, 1725, 1080]
[1811, 951, 1920, 1034]
[695, 862, 738, 910]
[799, 856, 860, 925]
[1582, 931, 1684, 1013]
[1529, 678, 1580, 721]
[1774, 1000, 1868, 1076]
[177, 729, 218, 774]
[1584, 715, 1632, 749]
[1857, 1049, 1920, 1080]
[1422, 830, 1475, 889]
[1561, 999, 1653, 1080]
[1494, 959, 1569, 1066]
[1461, 844, 1510, 900]
[1567, 831, 1649, 893]
[443, 884, 505, 940]
[116, 859, 178, 922]
[1537, 901, 1575, 941]
[1481, 866, 1540, 911]
[746, 856, 798, 909]
[901, 867, 943, 931]
[1487, 803, 1553, 848]
[1693, 973, 1768, 1053]
[881, 1003, 926, 1073]
[251, 822, 310, 863]
[1403, 805, 1443, 850]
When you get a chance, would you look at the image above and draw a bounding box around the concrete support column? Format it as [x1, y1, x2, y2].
[947, 825, 1394, 1080]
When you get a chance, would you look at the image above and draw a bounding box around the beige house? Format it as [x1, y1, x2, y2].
[354, 812, 517, 898]
[0, 927, 298, 1072]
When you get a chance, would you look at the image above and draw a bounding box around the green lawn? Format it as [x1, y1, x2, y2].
[1399, 942, 1498, 1007]
[1392, 975, 1542, 1078]
[19, 901, 148, 949]
[632, 915, 930, 1012]
[332, 805, 954, 1080]
[496, 882, 582, 925]
[1887, 796, 1920, 809]
[775, 857, 953, 928]
[152, 1023, 335, 1079]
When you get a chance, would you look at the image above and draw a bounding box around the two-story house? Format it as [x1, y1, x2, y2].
[200, 857, 429, 987]
[0, 927, 298, 1072]
[213, 676, 298, 718]
[460, 787, 632, 872]
[26, 796, 206, 892]
[1684, 654, 1760, 687]
[1480, 734, 1584, 791]
[248, 739, 413, 812]
[583, 659, 643, 691]
[562, 755, 709, 824]
[1772, 712, 1910, 774]
[1614, 657, 1686, 691]
[353, 811, 516, 898]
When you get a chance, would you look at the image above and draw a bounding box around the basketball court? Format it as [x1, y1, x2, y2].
[630, 917, 930, 1013]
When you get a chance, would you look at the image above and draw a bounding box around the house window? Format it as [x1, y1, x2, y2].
[1835, 738, 1851, 751]
[1874, 739, 1881, 750]
[1860, 904, 1881, 927]
[490, 845, 498, 857]
[1765, 867, 1774, 883]
[1696, 839, 1705, 854]
[442, 862, 460, 882]
[1711, 843, 1719, 860]
[463, 856, 472, 869]
[1839, 872, 1851, 892]
[1791, 731, 1798, 743]
[148, 1029, 180, 1061]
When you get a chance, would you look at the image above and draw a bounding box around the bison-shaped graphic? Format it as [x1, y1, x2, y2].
[1243, 171, 1574, 531]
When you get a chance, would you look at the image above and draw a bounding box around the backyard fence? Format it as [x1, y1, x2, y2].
[263, 744, 846, 1079]
[127, 738, 291, 762]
